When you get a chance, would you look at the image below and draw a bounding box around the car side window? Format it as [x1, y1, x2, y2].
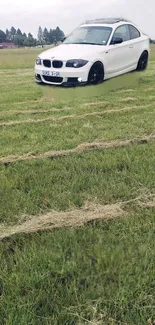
[129, 25, 141, 39]
[113, 25, 130, 42]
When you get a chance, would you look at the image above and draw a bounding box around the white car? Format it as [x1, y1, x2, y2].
[35, 18, 150, 86]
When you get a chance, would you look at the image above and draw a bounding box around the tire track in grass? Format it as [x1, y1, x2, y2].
[0, 103, 153, 127]
[0, 133, 155, 165]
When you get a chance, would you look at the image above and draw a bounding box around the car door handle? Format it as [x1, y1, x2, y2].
[129, 45, 133, 48]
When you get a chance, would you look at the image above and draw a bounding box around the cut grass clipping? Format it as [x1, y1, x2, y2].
[0, 202, 124, 240]
[0, 132, 155, 165]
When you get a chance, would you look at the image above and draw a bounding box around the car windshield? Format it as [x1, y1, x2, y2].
[64, 26, 112, 46]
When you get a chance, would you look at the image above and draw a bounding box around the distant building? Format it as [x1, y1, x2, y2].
[0, 42, 16, 49]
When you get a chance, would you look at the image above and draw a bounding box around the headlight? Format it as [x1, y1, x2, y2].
[36, 57, 42, 65]
[66, 59, 88, 68]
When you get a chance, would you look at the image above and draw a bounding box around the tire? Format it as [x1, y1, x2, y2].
[136, 51, 148, 71]
[88, 62, 104, 85]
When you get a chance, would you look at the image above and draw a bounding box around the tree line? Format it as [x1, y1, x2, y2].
[0, 26, 65, 47]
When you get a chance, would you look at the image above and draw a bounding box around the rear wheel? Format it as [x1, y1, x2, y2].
[136, 51, 148, 71]
[88, 62, 104, 85]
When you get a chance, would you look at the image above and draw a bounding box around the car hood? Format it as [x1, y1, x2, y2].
[39, 44, 107, 61]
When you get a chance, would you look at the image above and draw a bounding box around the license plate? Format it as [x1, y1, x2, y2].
[42, 71, 60, 77]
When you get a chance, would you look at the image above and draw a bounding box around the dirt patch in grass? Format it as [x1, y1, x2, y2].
[0, 133, 155, 165]
[82, 101, 109, 107]
[119, 89, 137, 93]
[0, 202, 124, 240]
[120, 97, 136, 102]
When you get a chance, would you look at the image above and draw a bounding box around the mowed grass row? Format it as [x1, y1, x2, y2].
[0, 46, 155, 325]
[0, 103, 155, 156]
[0, 142, 155, 224]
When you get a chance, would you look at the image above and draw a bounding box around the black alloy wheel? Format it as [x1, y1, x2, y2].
[137, 51, 148, 71]
[88, 62, 104, 85]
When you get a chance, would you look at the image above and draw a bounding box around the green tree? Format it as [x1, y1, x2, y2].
[16, 28, 22, 36]
[24, 33, 36, 47]
[48, 27, 65, 44]
[38, 26, 44, 47]
[14, 35, 24, 47]
[55, 26, 64, 42]
[43, 28, 49, 43]
[0, 30, 6, 43]
[48, 29, 54, 44]
[0, 25, 65, 47]
[14, 29, 25, 47]
[10, 27, 16, 41]
[5, 29, 11, 41]
[11, 27, 16, 35]
[51, 29, 57, 45]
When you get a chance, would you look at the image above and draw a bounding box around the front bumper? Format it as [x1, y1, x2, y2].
[35, 63, 91, 86]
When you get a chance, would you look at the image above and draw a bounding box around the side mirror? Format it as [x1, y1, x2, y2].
[111, 37, 123, 45]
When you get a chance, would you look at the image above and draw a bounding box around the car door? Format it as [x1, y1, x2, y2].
[105, 24, 134, 76]
[128, 24, 143, 65]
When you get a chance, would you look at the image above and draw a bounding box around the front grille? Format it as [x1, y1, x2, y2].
[52, 60, 63, 68]
[43, 76, 63, 83]
[43, 60, 51, 68]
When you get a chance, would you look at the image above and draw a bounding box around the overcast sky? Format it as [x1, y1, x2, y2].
[1, 0, 155, 38]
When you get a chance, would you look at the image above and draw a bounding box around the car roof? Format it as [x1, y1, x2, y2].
[80, 18, 132, 28]
[84, 18, 130, 24]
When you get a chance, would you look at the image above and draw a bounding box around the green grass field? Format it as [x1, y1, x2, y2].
[0, 45, 155, 325]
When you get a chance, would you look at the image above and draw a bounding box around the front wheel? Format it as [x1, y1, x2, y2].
[136, 51, 148, 71]
[88, 62, 104, 85]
